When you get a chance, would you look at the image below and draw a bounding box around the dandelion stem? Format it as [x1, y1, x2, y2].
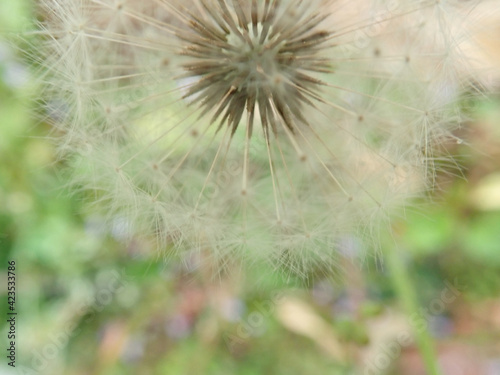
[385, 242, 443, 375]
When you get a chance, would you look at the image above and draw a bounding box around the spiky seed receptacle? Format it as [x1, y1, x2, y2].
[35, 0, 480, 277]
[179, 1, 329, 138]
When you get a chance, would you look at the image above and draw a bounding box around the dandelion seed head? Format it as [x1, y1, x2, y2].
[29, 0, 490, 279]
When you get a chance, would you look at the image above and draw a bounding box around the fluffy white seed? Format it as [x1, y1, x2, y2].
[30, 0, 489, 277]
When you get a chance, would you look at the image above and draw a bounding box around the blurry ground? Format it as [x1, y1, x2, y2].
[1, 1, 500, 374]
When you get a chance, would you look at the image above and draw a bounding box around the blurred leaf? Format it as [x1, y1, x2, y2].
[461, 213, 500, 265]
[403, 209, 456, 256]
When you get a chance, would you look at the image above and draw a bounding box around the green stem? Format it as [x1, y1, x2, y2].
[385, 244, 442, 375]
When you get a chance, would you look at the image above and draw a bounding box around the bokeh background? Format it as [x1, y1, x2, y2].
[1, 1, 500, 374]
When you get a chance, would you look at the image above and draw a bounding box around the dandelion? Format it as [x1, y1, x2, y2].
[32, 0, 486, 277]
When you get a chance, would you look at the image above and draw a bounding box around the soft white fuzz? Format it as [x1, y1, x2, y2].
[31, 0, 489, 277]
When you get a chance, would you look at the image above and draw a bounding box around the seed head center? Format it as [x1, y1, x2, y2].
[226, 24, 283, 92]
[180, 1, 331, 135]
